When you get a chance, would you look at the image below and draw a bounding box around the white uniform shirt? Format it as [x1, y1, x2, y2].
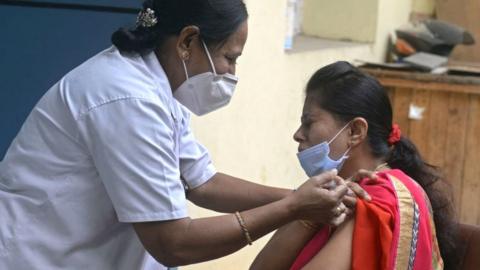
[0, 46, 216, 269]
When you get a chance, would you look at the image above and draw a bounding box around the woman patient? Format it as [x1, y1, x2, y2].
[251, 62, 458, 270]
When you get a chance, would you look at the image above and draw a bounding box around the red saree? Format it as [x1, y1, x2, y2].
[290, 169, 443, 270]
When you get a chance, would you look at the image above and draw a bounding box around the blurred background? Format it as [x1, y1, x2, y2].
[1, 0, 478, 269]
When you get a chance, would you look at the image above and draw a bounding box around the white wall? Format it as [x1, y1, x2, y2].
[302, 0, 379, 43]
[412, 0, 435, 15]
[183, 0, 412, 269]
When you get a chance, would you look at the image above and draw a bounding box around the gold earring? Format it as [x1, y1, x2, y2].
[182, 51, 190, 60]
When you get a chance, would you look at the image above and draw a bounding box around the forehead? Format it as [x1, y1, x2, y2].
[302, 98, 339, 125]
[302, 97, 321, 115]
[216, 21, 248, 54]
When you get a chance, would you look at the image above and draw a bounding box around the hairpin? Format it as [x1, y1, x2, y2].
[136, 8, 158, 28]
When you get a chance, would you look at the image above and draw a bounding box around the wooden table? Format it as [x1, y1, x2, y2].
[362, 67, 480, 225]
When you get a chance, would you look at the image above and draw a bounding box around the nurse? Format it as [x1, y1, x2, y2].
[0, 0, 368, 269]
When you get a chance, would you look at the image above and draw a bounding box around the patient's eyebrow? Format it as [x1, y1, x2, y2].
[301, 113, 312, 123]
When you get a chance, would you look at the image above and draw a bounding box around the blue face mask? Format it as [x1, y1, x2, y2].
[297, 123, 351, 177]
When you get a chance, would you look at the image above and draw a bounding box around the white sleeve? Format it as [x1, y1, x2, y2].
[77, 98, 188, 223]
[178, 112, 217, 189]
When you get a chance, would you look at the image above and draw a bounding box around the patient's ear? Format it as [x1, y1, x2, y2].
[348, 117, 368, 147]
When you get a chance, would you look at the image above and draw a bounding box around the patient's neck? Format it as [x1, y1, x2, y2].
[338, 148, 385, 180]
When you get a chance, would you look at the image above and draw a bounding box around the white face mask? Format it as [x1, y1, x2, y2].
[173, 40, 238, 116]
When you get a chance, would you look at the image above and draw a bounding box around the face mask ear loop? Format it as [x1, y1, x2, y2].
[328, 121, 352, 145]
[182, 60, 189, 81]
[342, 146, 351, 157]
[201, 40, 217, 75]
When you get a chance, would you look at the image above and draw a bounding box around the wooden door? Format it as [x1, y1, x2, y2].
[387, 86, 480, 225]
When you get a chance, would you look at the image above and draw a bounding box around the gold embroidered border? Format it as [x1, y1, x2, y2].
[389, 174, 415, 270]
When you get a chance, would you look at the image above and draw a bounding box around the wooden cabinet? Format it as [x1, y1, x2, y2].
[363, 68, 480, 225]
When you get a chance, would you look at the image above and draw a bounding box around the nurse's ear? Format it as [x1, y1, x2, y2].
[176, 25, 201, 61]
[348, 117, 368, 148]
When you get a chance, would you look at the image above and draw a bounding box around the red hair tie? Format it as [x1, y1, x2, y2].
[388, 124, 401, 145]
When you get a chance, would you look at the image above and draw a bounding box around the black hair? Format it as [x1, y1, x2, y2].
[305, 61, 459, 269]
[111, 0, 248, 53]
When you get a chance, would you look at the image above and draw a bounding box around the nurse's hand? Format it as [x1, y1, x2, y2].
[342, 169, 374, 210]
[287, 170, 348, 224]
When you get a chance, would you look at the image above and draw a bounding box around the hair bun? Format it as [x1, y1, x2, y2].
[111, 28, 156, 53]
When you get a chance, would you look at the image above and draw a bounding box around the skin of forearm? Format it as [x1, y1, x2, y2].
[250, 221, 318, 270]
[187, 172, 291, 213]
[136, 196, 296, 267]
